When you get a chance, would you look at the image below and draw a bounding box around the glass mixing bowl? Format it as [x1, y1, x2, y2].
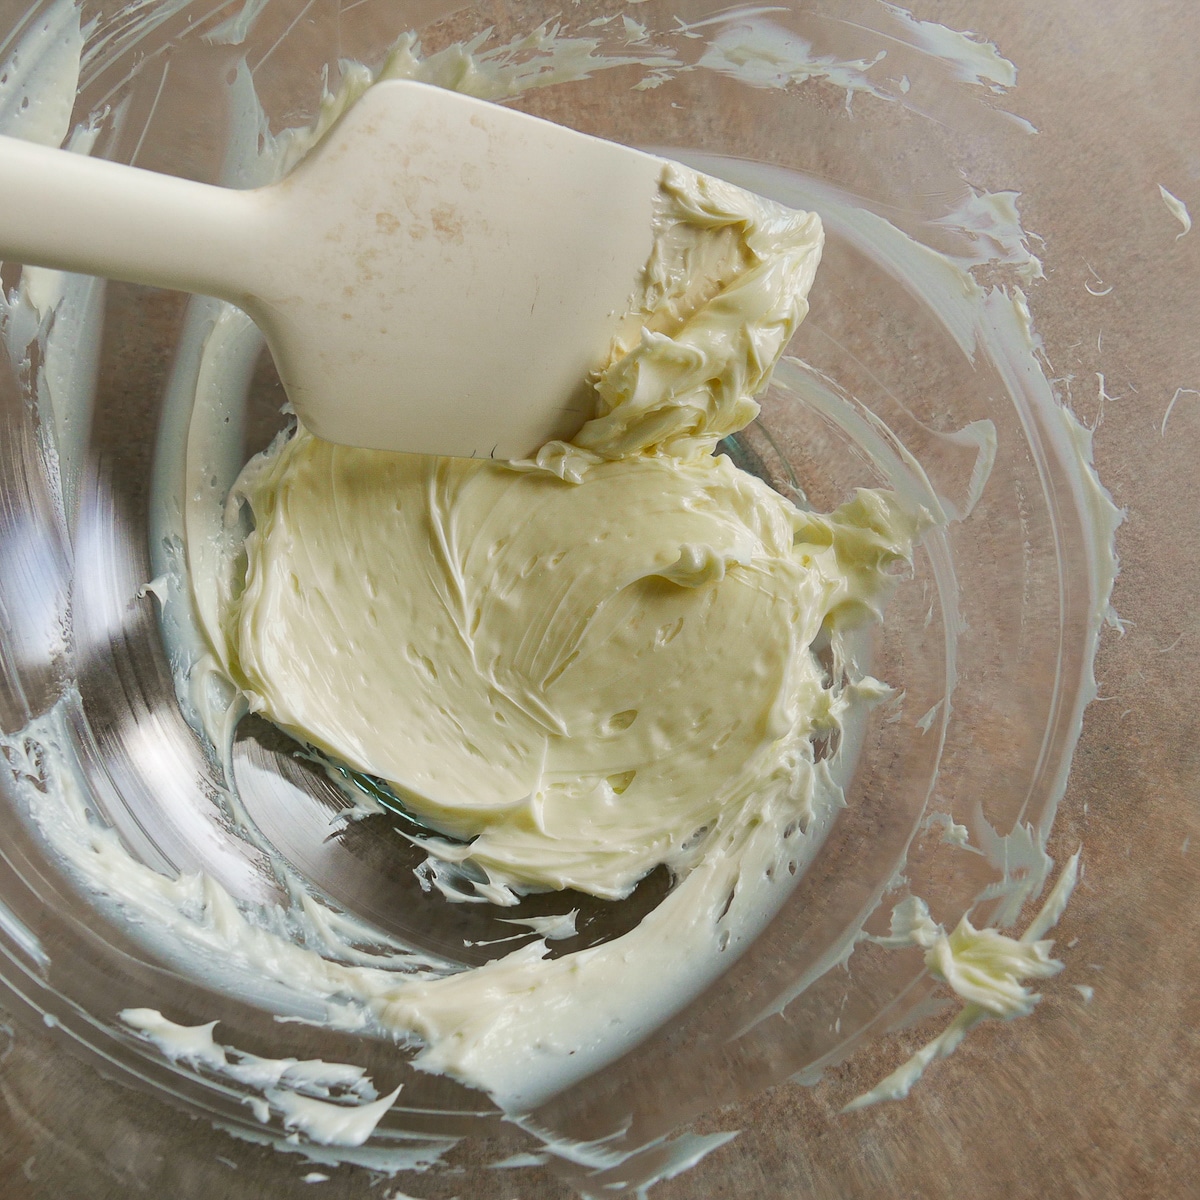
[0, 1, 1195, 1197]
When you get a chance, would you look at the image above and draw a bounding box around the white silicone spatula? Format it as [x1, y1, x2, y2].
[0, 80, 667, 458]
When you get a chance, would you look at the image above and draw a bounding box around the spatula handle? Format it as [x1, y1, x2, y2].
[0, 134, 261, 302]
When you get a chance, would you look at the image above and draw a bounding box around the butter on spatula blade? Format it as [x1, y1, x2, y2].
[0, 80, 669, 457]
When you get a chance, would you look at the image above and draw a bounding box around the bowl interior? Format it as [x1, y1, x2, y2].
[0, 0, 1120, 1193]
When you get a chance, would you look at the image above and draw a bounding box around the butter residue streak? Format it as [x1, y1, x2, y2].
[880, 2, 1016, 91]
[926, 914, 1062, 1018]
[1158, 184, 1192, 239]
[120, 1008, 403, 1147]
[695, 18, 888, 106]
[218, 168, 925, 908]
[846, 851, 1079, 1111]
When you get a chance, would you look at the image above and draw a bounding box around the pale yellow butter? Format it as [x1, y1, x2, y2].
[217, 162, 923, 908]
